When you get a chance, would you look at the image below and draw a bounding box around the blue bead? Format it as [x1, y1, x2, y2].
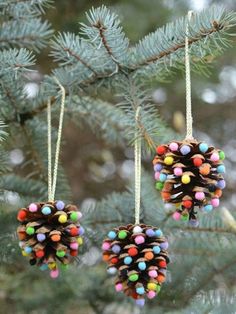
[159, 173, 167, 182]
[217, 179, 226, 189]
[217, 165, 225, 173]
[112, 244, 121, 254]
[24, 246, 32, 254]
[153, 245, 161, 254]
[136, 287, 145, 295]
[124, 256, 132, 265]
[180, 145, 191, 155]
[136, 299, 145, 307]
[199, 143, 209, 153]
[107, 267, 117, 275]
[108, 231, 116, 239]
[160, 242, 169, 250]
[138, 262, 146, 270]
[189, 219, 199, 227]
[42, 206, 51, 215]
[204, 204, 213, 212]
[155, 229, 163, 237]
[40, 264, 48, 271]
[146, 229, 155, 237]
[79, 226, 85, 235]
[56, 200, 65, 210]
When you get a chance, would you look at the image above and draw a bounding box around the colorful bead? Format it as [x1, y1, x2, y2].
[70, 242, 79, 250]
[203, 204, 213, 212]
[102, 242, 111, 251]
[135, 235, 145, 245]
[159, 173, 167, 182]
[181, 174, 190, 184]
[199, 143, 208, 153]
[154, 164, 163, 172]
[129, 274, 139, 282]
[24, 246, 32, 254]
[55, 200, 65, 210]
[133, 226, 143, 234]
[136, 286, 145, 295]
[211, 198, 220, 207]
[138, 262, 146, 270]
[148, 270, 158, 278]
[155, 229, 163, 237]
[37, 233, 46, 242]
[26, 226, 35, 235]
[56, 250, 66, 257]
[210, 152, 219, 162]
[169, 142, 179, 151]
[217, 165, 225, 173]
[136, 299, 145, 307]
[147, 282, 157, 291]
[195, 192, 205, 200]
[107, 267, 117, 275]
[180, 145, 191, 155]
[146, 229, 155, 237]
[118, 230, 127, 239]
[17, 210, 27, 221]
[172, 211, 181, 220]
[193, 158, 203, 167]
[174, 167, 183, 176]
[182, 200, 192, 208]
[115, 283, 123, 292]
[112, 244, 121, 254]
[50, 269, 59, 279]
[164, 156, 174, 165]
[108, 231, 116, 240]
[58, 214, 67, 223]
[217, 179, 226, 189]
[70, 212, 79, 221]
[147, 290, 156, 299]
[124, 256, 132, 265]
[128, 247, 138, 256]
[154, 171, 160, 180]
[153, 246, 161, 254]
[29, 203, 38, 212]
[156, 145, 166, 155]
[188, 219, 199, 227]
[160, 241, 169, 250]
[155, 181, 164, 190]
[219, 150, 225, 160]
[42, 206, 51, 215]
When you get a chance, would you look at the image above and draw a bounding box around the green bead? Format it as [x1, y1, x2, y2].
[129, 274, 139, 282]
[70, 212, 78, 222]
[156, 285, 161, 293]
[61, 264, 69, 270]
[219, 151, 225, 160]
[56, 250, 66, 257]
[181, 214, 189, 221]
[26, 226, 35, 235]
[155, 181, 164, 191]
[118, 230, 127, 239]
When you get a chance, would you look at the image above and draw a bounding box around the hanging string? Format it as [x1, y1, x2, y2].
[47, 77, 66, 201]
[185, 10, 194, 140]
[134, 106, 141, 225]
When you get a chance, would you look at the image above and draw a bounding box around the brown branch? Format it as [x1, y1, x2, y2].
[136, 21, 224, 68]
[63, 47, 97, 74]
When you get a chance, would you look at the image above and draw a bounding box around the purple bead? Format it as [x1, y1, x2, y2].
[217, 179, 226, 189]
[180, 145, 191, 155]
[112, 244, 121, 254]
[79, 226, 85, 235]
[37, 233, 46, 242]
[189, 219, 199, 227]
[56, 200, 65, 210]
[154, 163, 163, 172]
[160, 241, 169, 250]
[146, 229, 155, 237]
[136, 299, 145, 307]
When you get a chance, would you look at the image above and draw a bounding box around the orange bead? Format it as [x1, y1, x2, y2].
[157, 274, 166, 283]
[145, 252, 154, 260]
[199, 164, 210, 175]
[214, 189, 222, 198]
[51, 234, 61, 242]
[18, 231, 27, 240]
[103, 253, 110, 262]
[161, 191, 171, 201]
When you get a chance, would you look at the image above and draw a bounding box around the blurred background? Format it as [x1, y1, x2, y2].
[2, 0, 236, 313]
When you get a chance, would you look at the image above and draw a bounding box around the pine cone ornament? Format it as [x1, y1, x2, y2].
[153, 140, 226, 225]
[102, 224, 169, 307]
[17, 200, 84, 278]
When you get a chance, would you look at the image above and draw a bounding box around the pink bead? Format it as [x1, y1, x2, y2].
[195, 192, 205, 201]
[174, 167, 183, 176]
[135, 235, 145, 245]
[77, 211, 83, 219]
[147, 291, 156, 299]
[102, 242, 111, 251]
[70, 242, 79, 250]
[211, 198, 220, 207]
[169, 142, 179, 151]
[172, 211, 181, 221]
[154, 172, 160, 180]
[210, 152, 219, 162]
[115, 283, 123, 292]
[50, 269, 59, 279]
[29, 203, 37, 212]
[148, 270, 158, 278]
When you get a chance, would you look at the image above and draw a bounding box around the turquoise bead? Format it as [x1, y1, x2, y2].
[124, 256, 132, 265]
[155, 229, 163, 237]
[217, 165, 225, 173]
[108, 231, 116, 239]
[138, 262, 146, 270]
[153, 245, 161, 254]
[199, 143, 208, 153]
[42, 206, 51, 215]
[204, 204, 213, 212]
[136, 286, 145, 295]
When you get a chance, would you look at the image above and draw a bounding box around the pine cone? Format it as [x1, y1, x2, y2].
[17, 200, 84, 278]
[102, 224, 169, 307]
[153, 140, 226, 225]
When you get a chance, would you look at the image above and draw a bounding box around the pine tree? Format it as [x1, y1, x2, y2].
[0, 1, 236, 313]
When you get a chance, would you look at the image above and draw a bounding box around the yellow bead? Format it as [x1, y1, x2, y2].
[48, 262, 56, 270]
[181, 174, 191, 184]
[164, 156, 174, 165]
[147, 282, 157, 291]
[22, 250, 29, 257]
[77, 237, 83, 245]
[58, 214, 67, 223]
[175, 203, 181, 208]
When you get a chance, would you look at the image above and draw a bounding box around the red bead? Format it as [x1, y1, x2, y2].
[70, 250, 78, 256]
[17, 210, 27, 221]
[193, 158, 203, 167]
[128, 247, 138, 256]
[111, 257, 119, 264]
[156, 145, 166, 155]
[70, 227, 78, 236]
[159, 260, 167, 268]
[182, 200, 192, 209]
[35, 250, 45, 258]
[132, 292, 138, 299]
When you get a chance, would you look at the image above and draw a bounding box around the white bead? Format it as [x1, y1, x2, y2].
[133, 226, 143, 234]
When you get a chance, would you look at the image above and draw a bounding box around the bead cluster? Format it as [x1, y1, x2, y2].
[153, 140, 226, 225]
[102, 224, 169, 307]
[17, 201, 84, 278]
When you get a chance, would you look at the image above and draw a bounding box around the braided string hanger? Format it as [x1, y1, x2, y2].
[185, 10, 194, 140]
[134, 106, 142, 225]
[47, 77, 66, 202]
